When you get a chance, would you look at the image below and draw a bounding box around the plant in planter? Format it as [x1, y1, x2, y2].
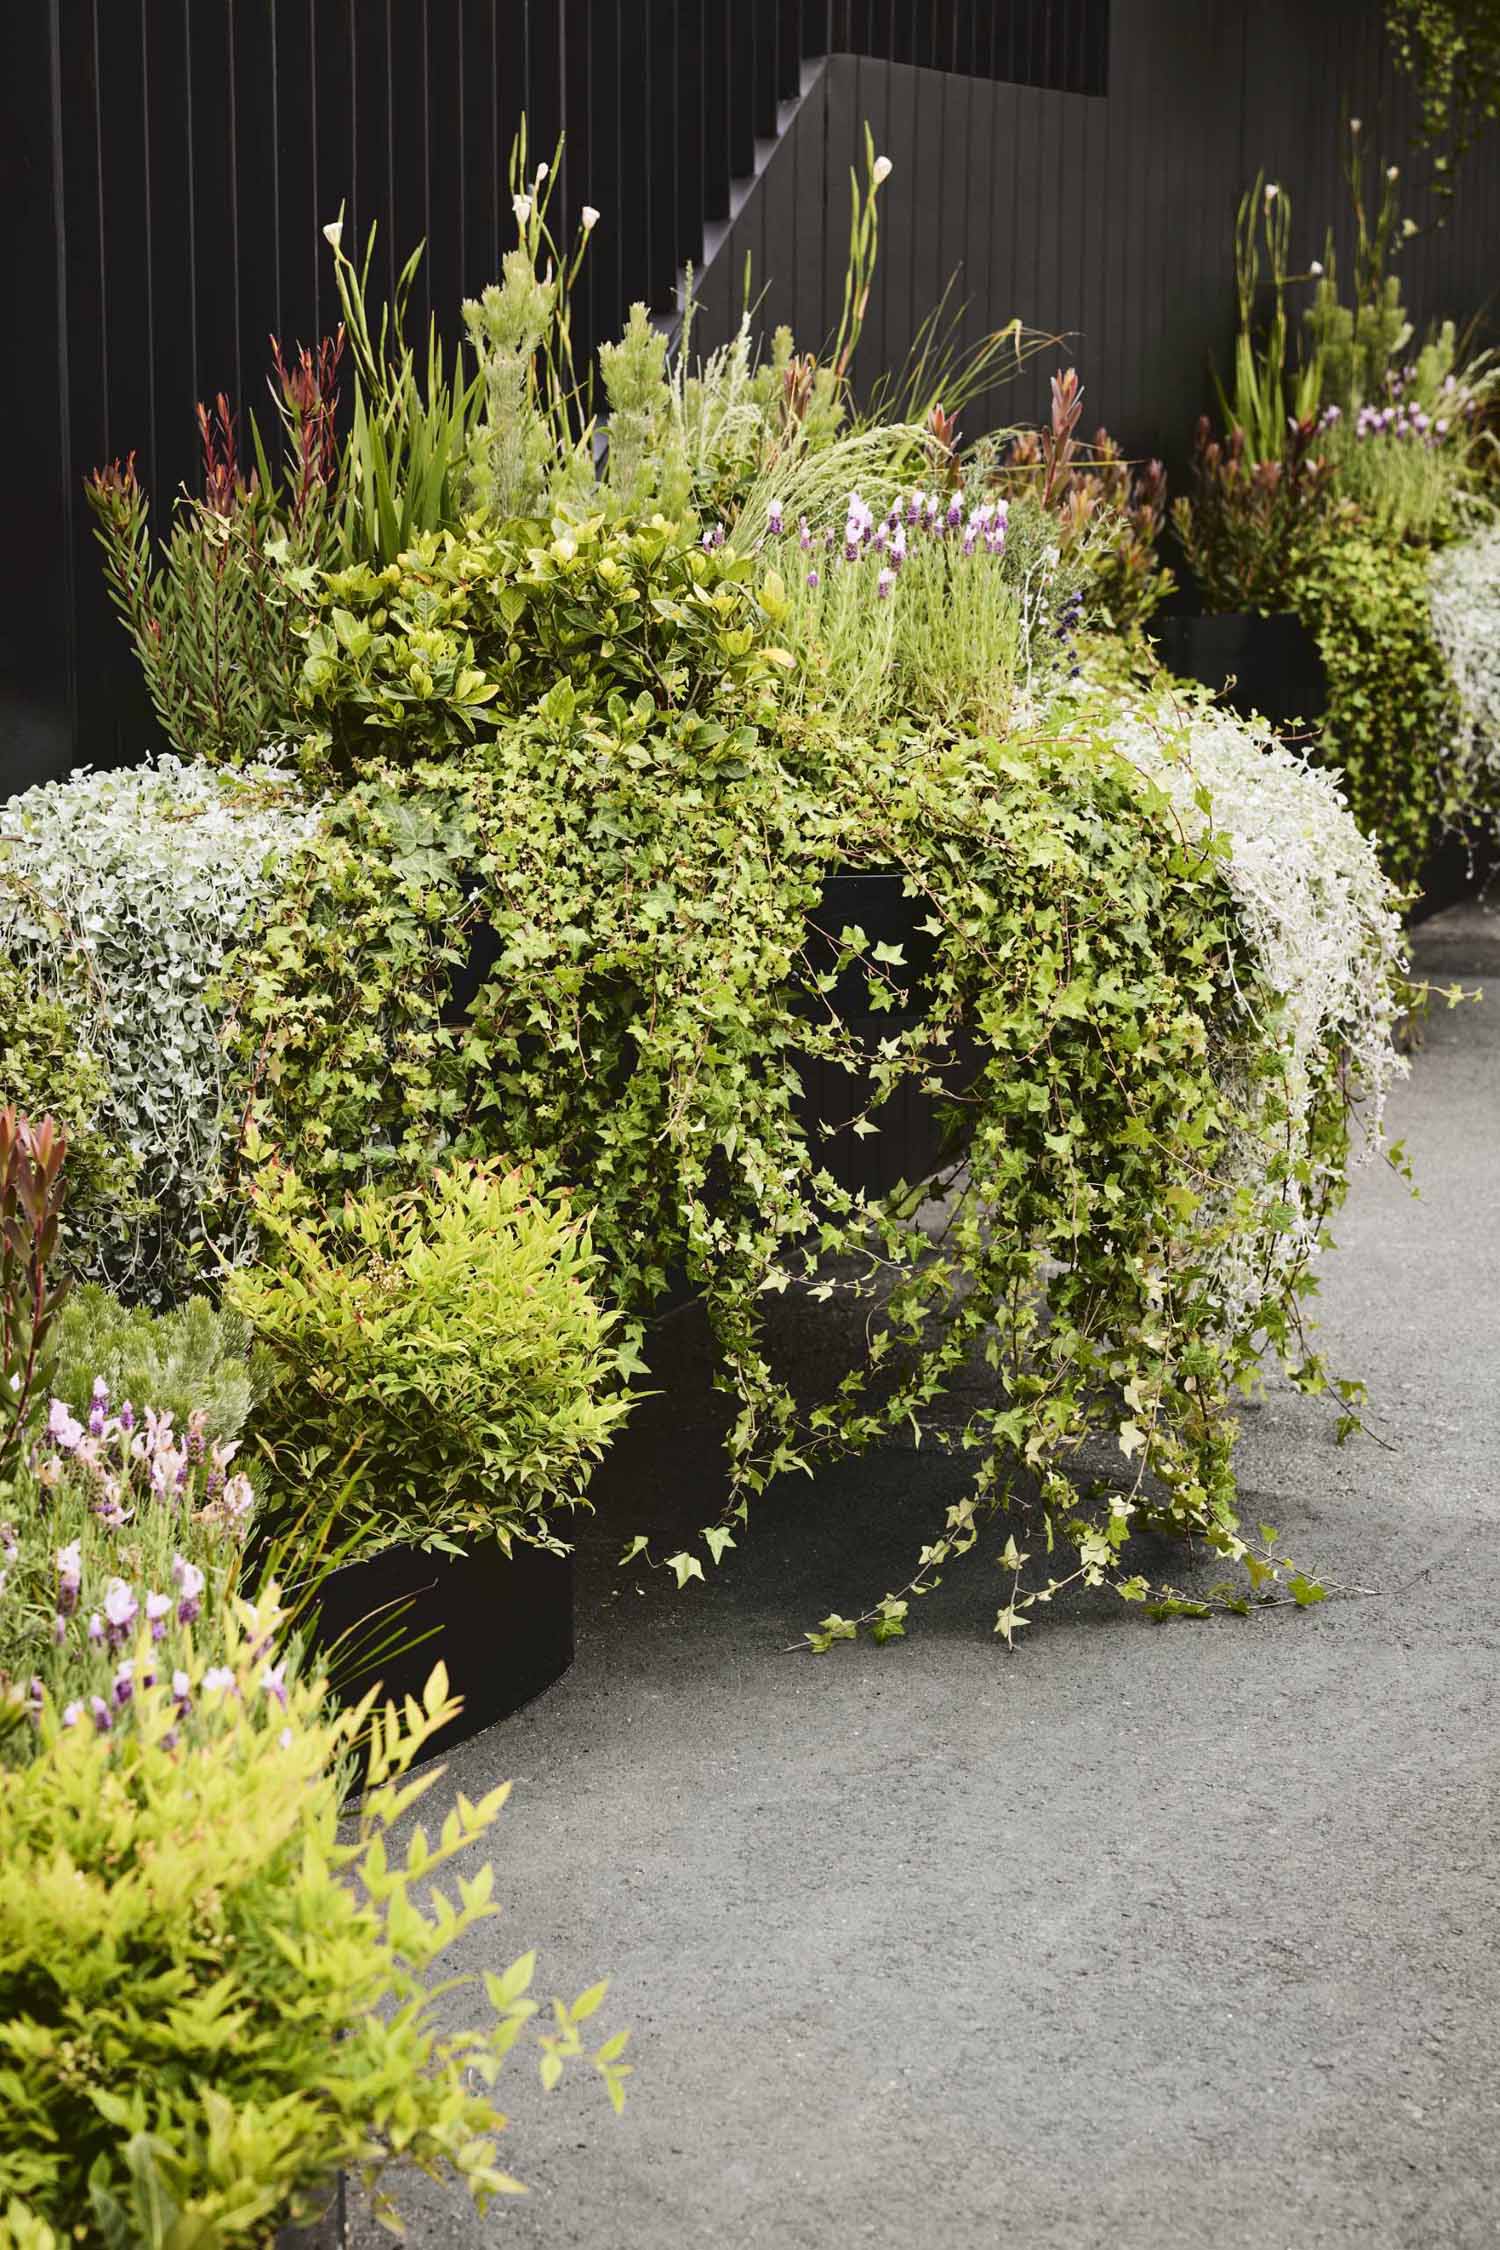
[224, 1160, 635, 1739]
[992, 370, 1175, 633]
[0, 758, 323, 1302]
[0, 1630, 628, 2243]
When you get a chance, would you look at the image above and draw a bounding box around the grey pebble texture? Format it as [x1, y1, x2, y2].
[346, 901, 1500, 2250]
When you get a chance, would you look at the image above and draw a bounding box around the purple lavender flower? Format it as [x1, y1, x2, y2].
[807, 569, 820, 590]
[146, 1590, 172, 1642]
[798, 517, 812, 552]
[47, 1400, 84, 1453]
[260, 1660, 289, 1709]
[56, 1541, 82, 1615]
[767, 499, 784, 536]
[174, 1556, 206, 1626]
[52, 1615, 66, 1646]
[172, 1668, 193, 1709]
[876, 568, 895, 600]
[87, 1612, 104, 1646]
[118, 1401, 135, 1434]
[89, 1696, 113, 1735]
[112, 1660, 135, 1709]
[102, 1578, 138, 1650]
[88, 1377, 109, 1438]
[947, 493, 963, 528]
[202, 1666, 237, 1697]
[62, 1700, 83, 1729]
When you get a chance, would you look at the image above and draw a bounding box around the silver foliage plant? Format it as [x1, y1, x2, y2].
[1428, 518, 1500, 831]
[0, 756, 322, 1301]
[1109, 690, 1407, 1337]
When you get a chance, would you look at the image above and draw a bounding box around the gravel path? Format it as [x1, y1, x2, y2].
[347, 900, 1500, 2250]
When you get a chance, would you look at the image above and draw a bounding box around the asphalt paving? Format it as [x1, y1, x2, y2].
[342, 898, 1500, 2250]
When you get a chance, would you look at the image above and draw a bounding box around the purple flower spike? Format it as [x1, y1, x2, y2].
[146, 1590, 172, 1642]
[56, 1541, 82, 1615]
[112, 1660, 135, 1709]
[52, 1614, 66, 1646]
[807, 568, 820, 590]
[767, 500, 784, 536]
[876, 567, 895, 600]
[87, 1612, 104, 1646]
[798, 517, 812, 552]
[89, 1696, 113, 1735]
[62, 1700, 83, 1730]
[260, 1660, 289, 1709]
[103, 1579, 138, 1650]
[172, 1668, 192, 1708]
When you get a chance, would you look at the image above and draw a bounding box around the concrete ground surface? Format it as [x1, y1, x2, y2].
[345, 901, 1500, 2250]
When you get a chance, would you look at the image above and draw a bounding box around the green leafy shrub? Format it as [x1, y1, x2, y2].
[50, 1286, 251, 1445]
[293, 513, 794, 783]
[0, 974, 140, 1275]
[1290, 529, 1463, 888]
[0, 1641, 626, 2243]
[0, 759, 322, 1301]
[225, 1162, 635, 1553]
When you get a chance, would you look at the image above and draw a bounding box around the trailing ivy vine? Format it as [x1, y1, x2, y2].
[221, 505, 1395, 1643]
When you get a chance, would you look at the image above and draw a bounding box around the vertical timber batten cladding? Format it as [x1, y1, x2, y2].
[2, 0, 1497, 786]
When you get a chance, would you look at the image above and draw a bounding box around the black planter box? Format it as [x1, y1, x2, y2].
[796, 869, 972, 1201]
[302, 1536, 574, 1760]
[1152, 609, 1327, 732]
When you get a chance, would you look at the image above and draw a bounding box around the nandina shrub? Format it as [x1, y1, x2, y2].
[0, 1639, 627, 2245]
[225, 1160, 635, 1554]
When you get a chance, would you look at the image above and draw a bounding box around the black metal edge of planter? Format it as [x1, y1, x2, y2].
[274, 2175, 346, 2250]
[298, 1534, 575, 1764]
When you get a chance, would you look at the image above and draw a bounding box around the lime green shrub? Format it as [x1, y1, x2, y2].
[226, 1162, 635, 1554]
[0, 1642, 626, 2245]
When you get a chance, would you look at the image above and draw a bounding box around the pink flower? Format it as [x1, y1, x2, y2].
[47, 1400, 84, 1452]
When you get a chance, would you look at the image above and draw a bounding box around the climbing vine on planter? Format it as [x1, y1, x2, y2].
[226, 503, 1397, 1643]
[1289, 529, 1464, 891]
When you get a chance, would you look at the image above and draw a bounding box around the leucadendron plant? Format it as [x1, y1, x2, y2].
[0, 1639, 628, 2246]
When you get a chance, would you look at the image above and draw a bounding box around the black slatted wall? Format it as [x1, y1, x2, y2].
[4, 0, 1497, 789]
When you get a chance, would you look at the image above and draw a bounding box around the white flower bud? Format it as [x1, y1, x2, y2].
[535, 162, 549, 186]
[581, 204, 600, 231]
[1387, 164, 1400, 181]
[1349, 116, 1362, 133]
[322, 218, 343, 250]
[872, 155, 893, 185]
[1309, 259, 1324, 276]
[512, 192, 533, 226]
[1264, 181, 1279, 202]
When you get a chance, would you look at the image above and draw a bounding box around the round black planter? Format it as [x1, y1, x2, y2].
[1151, 609, 1327, 732]
[302, 1536, 574, 1761]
